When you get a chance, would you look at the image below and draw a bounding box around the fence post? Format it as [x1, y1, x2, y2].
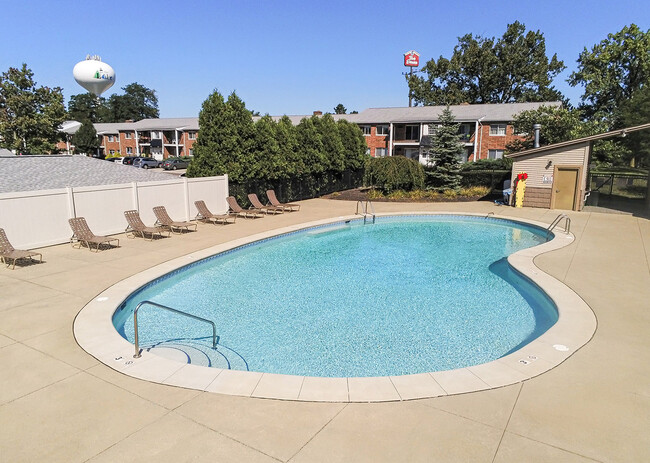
[132, 182, 139, 211]
[183, 177, 190, 221]
[66, 186, 76, 219]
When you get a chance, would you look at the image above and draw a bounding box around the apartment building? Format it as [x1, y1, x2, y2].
[345, 102, 560, 164]
[58, 102, 559, 163]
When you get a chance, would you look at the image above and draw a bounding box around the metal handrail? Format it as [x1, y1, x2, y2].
[133, 300, 218, 358]
[355, 200, 376, 224]
[546, 213, 571, 239]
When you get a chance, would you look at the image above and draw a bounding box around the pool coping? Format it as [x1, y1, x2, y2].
[73, 212, 597, 403]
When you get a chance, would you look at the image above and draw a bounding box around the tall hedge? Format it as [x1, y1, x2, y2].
[365, 156, 425, 192]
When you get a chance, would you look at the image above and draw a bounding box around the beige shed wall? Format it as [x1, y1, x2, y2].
[511, 143, 590, 190]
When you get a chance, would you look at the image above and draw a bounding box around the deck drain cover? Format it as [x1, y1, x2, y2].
[553, 344, 569, 351]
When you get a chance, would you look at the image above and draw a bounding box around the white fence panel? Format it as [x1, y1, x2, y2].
[187, 176, 230, 217]
[0, 175, 228, 249]
[136, 179, 186, 223]
[72, 184, 135, 236]
[0, 189, 72, 248]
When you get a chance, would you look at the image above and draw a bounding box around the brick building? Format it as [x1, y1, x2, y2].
[342, 102, 561, 164]
[57, 102, 559, 163]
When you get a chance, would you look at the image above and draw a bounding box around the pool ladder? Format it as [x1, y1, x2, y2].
[356, 200, 376, 224]
[546, 213, 571, 240]
[133, 300, 219, 358]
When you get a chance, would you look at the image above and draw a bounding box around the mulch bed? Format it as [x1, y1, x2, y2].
[321, 188, 489, 203]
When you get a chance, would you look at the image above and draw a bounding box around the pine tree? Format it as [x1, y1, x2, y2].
[72, 120, 100, 155]
[427, 107, 463, 191]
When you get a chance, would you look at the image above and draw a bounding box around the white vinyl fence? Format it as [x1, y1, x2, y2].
[0, 175, 229, 249]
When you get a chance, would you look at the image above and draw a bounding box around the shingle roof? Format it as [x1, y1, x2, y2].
[349, 102, 562, 124]
[0, 155, 176, 194]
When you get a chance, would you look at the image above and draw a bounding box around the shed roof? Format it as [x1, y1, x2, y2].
[506, 122, 650, 159]
[0, 155, 175, 194]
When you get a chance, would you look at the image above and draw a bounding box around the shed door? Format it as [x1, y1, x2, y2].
[553, 167, 579, 210]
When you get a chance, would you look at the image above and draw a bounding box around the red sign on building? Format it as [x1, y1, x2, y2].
[404, 50, 420, 67]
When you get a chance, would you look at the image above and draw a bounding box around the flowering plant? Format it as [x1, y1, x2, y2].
[516, 172, 528, 181]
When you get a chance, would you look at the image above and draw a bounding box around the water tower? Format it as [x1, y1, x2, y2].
[73, 55, 115, 96]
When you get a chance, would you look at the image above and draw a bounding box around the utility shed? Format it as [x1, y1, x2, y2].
[505, 123, 650, 211]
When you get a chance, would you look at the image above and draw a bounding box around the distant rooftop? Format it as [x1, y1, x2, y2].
[0, 155, 175, 194]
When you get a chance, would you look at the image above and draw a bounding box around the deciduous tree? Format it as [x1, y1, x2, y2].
[569, 24, 650, 124]
[106, 82, 159, 122]
[0, 64, 66, 154]
[408, 22, 565, 106]
[67, 93, 110, 123]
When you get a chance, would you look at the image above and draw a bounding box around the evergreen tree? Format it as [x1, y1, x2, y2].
[224, 92, 255, 180]
[251, 115, 284, 180]
[337, 119, 368, 170]
[72, 119, 100, 155]
[296, 117, 325, 175]
[334, 103, 347, 114]
[427, 107, 463, 191]
[186, 90, 229, 178]
[317, 113, 345, 172]
[0, 63, 66, 154]
[276, 115, 303, 176]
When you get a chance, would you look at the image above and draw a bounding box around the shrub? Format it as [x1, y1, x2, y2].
[365, 156, 425, 193]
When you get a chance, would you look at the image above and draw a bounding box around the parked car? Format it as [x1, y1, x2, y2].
[105, 157, 120, 162]
[118, 156, 138, 165]
[162, 158, 190, 170]
[133, 157, 161, 169]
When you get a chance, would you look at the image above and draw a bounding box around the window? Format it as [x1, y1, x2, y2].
[152, 131, 161, 138]
[108, 135, 114, 142]
[125, 132, 132, 139]
[365, 148, 371, 156]
[189, 149, 194, 156]
[489, 124, 507, 136]
[488, 149, 504, 159]
[188, 132, 197, 140]
[361, 125, 371, 136]
[405, 125, 420, 140]
[404, 148, 419, 160]
[376, 125, 389, 136]
[126, 147, 133, 154]
[109, 149, 115, 155]
[375, 148, 387, 157]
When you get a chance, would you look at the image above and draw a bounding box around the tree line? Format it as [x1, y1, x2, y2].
[187, 91, 367, 183]
[408, 22, 650, 167]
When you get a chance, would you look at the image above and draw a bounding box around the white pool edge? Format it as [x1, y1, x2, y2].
[73, 212, 597, 403]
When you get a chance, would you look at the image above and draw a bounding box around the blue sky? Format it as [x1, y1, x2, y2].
[1, 0, 648, 118]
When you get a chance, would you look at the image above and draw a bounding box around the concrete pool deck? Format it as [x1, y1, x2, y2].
[1, 199, 649, 462]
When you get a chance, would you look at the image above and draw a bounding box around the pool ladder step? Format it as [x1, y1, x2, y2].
[145, 338, 249, 371]
[356, 200, 376, 224]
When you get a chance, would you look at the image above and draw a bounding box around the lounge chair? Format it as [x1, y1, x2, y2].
[69, 217, 120, 252]
[248, 193, 284, 214]
[0, 228, 43, 269]
[124, 210, 169, 240]
[194, 200, 236, 225]
[266, 189, 300, 212]
[153, 206, 198, 234]
[226, 196, 264, 219]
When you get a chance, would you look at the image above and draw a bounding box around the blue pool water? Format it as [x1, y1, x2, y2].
[114, 216, 558, 377]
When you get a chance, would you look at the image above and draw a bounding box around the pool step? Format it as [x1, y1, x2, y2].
[144, 339, 249, 371]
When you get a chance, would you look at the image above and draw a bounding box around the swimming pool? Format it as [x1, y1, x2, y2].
[113, 215, 558, 378]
